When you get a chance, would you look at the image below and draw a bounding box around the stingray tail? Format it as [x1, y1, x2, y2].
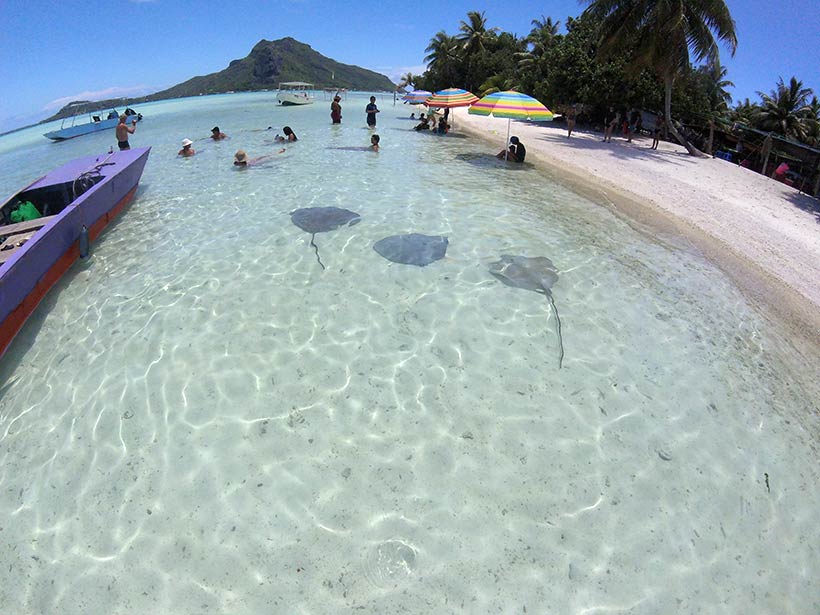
[309, 233, 326, 270]
[546, 294, 564, 369]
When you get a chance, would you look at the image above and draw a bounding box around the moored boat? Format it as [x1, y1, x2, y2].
[0, 147, 151, 358]
[44, 107, 143, 141]
[276, 82, 315, 106]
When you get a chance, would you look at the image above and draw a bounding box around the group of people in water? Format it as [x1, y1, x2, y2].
[153, 94, 526, 166]
[173, 103, 382, 166]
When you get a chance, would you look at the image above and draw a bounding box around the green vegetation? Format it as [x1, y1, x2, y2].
[414, 5, 819, 154]
[45, 37, 394, 123]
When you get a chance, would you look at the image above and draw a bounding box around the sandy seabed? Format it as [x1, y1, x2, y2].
[453, 108, 820, 357]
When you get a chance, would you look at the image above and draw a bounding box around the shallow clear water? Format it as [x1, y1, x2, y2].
[0, 93, 818, 614]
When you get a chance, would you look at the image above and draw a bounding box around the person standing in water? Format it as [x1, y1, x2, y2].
[365, 96, 379, 127]
[116, 114, 137, 150]
[331, 95, 342, 124]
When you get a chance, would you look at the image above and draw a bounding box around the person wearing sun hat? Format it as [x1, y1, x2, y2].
[178, 138, 195, 157]
[233, 148, 284, 167]
[234, 150, 249, 166]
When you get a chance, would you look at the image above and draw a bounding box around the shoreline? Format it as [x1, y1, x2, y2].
[451, 108, 820, 359]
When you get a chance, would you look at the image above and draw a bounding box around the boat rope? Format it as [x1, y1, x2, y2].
[71, 152, 116, 201]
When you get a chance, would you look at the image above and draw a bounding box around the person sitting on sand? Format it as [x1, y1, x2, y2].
[413, 114, 429, 131]
[211, 126, 228, 140]
[233, 149, 284, 167]
[497, 136, 526, 162]
[178, 138, 195, 157]
[370, 134, 380, 152]
[275, 126, 298, 142]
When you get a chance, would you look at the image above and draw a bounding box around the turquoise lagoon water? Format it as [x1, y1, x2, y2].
[0, 92, 818, 614]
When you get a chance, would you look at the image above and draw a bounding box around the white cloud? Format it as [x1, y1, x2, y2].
[43, 85, 158, 111]
[378, 65, 428, 84]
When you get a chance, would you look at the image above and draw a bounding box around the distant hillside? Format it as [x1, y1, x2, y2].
[44, 38, 395, 122]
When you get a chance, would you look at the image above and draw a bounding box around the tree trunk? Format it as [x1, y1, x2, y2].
[664, 75, 708, 157]
[707, 120, 715, 155]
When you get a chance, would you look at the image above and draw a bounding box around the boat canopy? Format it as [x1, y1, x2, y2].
[278, 82, 313, 88]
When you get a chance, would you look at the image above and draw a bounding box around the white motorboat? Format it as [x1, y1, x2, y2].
[276, 82, 315, 106]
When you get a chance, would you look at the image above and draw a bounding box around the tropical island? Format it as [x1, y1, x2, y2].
[43, 37, 395, 122]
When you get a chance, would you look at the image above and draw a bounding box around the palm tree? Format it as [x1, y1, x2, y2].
[424, 31, 461, 87]
[518, 15, 560, 72]
[802, 96, 820, 146]
[730, 98, 760, 126]
[457, 11, 499, 54]
[528, 15, 560, 45]
[755, 77, 814, 142]
[583, 0, 737, 156]
[700, 59, 734, 154]
[398, 72, 416, 91]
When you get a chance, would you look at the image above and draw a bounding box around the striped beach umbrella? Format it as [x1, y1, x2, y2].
[402, 90, 432, 105]
[469, 90, 554, 159]
[425, 88, 479, 108]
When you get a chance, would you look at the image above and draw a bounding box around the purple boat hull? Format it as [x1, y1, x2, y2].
[0, 147, 150, 358]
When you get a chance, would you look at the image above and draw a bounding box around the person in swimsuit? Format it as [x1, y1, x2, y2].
[497, 136, 526, 162]
[365, 96, 379, 127]
[331, 96, 342, 124]
[116, 114, 136, 150]
[233, 149, 283, 167]
[274, 126, 298, 142]
[211, 126, 228, 140]
[566, 105, 577, 138]
[369, 134, 380, 152]
[178, 138, 195, 157]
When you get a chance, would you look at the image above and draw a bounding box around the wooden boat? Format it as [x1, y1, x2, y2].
[276, 82, 315, 106]
[44, 107, 143, 141]
[0, 147, 151, 357]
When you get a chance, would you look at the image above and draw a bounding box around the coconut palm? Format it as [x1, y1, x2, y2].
[802, 96, 820, 146]
[730, 98, 760, 126]
[398, 72, 416, 90]
[457, 11, 499, 54]
[424, 31, 461, 87]
[583, 0, 737, 156]
[700, 59, 734, 153]
[528, 15, 560, 48]
[755, 77, 814, 142]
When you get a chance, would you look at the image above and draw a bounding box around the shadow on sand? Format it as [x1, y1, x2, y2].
[783, 190, 820, 223]
[455, 152, 534, 171]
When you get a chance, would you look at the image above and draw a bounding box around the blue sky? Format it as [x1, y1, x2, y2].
[1, 0, 818, 131]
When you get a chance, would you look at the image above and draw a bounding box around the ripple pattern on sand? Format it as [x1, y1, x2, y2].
[0, 94, 818, 614]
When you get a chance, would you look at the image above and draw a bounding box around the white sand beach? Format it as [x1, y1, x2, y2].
[454, 108, 820, 347]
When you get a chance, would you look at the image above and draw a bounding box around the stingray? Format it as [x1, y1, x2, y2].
[489, 255, 565, 368]
[373, 233, 448, 267]
[290, 207, 361, 270]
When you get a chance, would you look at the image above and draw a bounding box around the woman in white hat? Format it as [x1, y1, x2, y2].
[178, 138, 195, 157]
